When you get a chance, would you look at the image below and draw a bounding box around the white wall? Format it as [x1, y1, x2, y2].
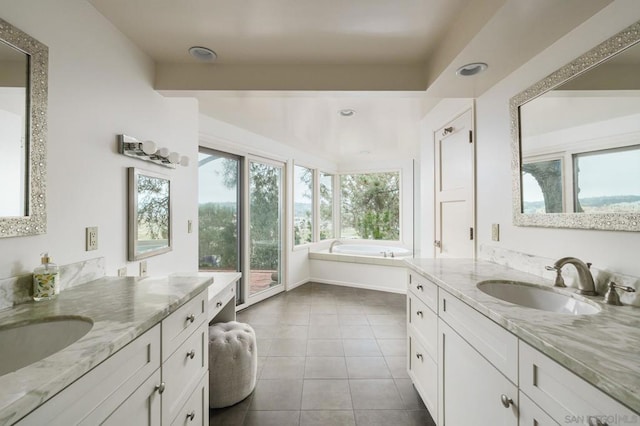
[0, 0, 199, 279]
[475, 1, 640, 277]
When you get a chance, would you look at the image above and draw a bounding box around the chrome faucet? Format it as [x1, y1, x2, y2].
[329, 240, 342, 253]
[547, 257, 598, 296]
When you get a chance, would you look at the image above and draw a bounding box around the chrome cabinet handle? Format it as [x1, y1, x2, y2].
[416, 353, 423, 361]
[416, 311, 423, 318]
[187, 411, 195, 421]
[155, 382, 166, 394]
[416, 285, 424, 291]
[186, 314, 195, 323]
[187, 349, 196, 359]
[216, 301, 223, 307]
[500, 394, 513, 408]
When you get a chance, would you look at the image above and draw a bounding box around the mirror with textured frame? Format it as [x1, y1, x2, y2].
[0, 18, 48, 238]
[511, 20, 640, 231]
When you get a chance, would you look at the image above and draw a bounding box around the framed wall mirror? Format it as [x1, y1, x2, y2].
[511, 20, 640, 231]
[0, 18, 48, 238]
[128, 168, 172, 260]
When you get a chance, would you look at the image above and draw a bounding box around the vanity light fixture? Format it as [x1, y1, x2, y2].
[189, 46, 217, 62]
[456, 62, 488, 77]
[339, 109, 356, 117]
[118, 134, 190, 169]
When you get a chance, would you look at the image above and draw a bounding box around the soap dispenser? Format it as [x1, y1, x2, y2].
[33, 252, 60, 301]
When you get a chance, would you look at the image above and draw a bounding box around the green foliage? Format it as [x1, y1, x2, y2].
[340, 172, 400, 240]
[198, 203, 237, 269]
[249, 162, 282, 270]
[137, 175, 169, 240]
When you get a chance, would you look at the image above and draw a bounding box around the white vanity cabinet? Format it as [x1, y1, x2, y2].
[407, 272, 439, 418]
[17, 289, 209, 426]
[438, 290, 518, 426]
[406, 266, 640, 426]
[519, 341, 637, 426]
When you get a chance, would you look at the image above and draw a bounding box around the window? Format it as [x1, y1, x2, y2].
[319, 172, 334, 240]
[294, 165, 313, 245]
[340, 171, 400, 240]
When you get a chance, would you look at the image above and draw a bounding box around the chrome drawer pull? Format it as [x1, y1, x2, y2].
[186, 314, 195, 323]
[155, 382, 166, 394]
[500, 394, 513, 408]
[416, 310, 423, 318]
[216, 301, 223, 307]
[187, 411, 196, 421]
[416, 353, 423, 361]
[187, 349, 196, 359]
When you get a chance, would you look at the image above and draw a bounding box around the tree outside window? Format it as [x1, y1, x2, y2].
[319, 172, 333, 240]
[340, 172, 400, 240]
[294, 165, 313, 245]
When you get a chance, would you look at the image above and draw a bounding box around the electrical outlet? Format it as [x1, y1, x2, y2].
[491, 223, 500, 242]
[86, 227, 98, 251]
[139, 261, 148, 277]
[117, 267, 127, 277]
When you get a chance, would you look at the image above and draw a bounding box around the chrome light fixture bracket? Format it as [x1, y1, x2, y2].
[118, 134, 189, 168]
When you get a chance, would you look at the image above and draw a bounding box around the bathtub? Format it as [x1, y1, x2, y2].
[309, 244, 413, 293]
[331, 244, 412, 258]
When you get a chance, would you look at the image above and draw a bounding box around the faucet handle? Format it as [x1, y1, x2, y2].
[603, 282, 636, 306]
[545, 265, 566, 288]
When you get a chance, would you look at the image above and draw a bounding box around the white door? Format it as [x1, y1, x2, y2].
[434, 109, 475, 258]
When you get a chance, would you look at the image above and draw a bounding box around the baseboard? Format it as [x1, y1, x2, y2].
[309, 277, 406, 294]
[287, 279, 309, 291]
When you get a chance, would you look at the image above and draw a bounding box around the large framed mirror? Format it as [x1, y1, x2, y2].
[0, 19, 48, 238]
[128, 168, 172, 260]
[511, 20, 640, 231]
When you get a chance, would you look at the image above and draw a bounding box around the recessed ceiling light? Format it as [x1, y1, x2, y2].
[339, 109, 356, 117]
[189, 46, 217, 62]
[456, 62, 488, 77]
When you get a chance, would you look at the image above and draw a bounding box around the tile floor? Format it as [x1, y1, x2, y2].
[209, 282, 436, 426]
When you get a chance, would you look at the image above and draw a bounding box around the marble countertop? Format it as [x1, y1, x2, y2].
[0, 274, 213, 425]
[405, 258, 640, 414]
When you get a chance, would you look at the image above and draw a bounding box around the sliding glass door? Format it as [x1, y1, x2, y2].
[198, 149, 243, 301]
[247, 159, 284, 300]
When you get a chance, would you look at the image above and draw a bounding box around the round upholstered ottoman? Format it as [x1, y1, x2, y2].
[208, 321, 257, 408]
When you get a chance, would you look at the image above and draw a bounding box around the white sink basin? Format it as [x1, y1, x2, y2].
[477, 280, 601, 315]
[0, 316, 93, 376]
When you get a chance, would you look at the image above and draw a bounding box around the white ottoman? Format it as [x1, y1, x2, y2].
[208, 321, 257, 408]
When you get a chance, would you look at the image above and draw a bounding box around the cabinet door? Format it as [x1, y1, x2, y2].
[98, 369, 161, 426]
[519, 391, 559, 426]
[439, 319, 517, 426]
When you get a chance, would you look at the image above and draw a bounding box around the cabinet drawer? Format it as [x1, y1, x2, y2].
[162, 290, 207, 361]
[408, 271, 438, 312]
[208, 281, 235, 322]
[439, 289, 518, 383]
[519, 391, 558, 426]
[408, 294, 437, 360]
[171, 372, 209, 426]
[18, 324, 161, 426]
[408, 332, 437, 417]
[519, 341, 637, 424]
[162, 321, 208, 423]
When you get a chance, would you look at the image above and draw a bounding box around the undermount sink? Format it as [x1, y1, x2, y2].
[0, 316, 93, 376]
[477, 280, 601, 315]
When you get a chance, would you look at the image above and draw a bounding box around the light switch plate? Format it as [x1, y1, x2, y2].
[86, 227, 98, 251]
[491, 223, 500, 242]
[139, 261, 148, 277]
